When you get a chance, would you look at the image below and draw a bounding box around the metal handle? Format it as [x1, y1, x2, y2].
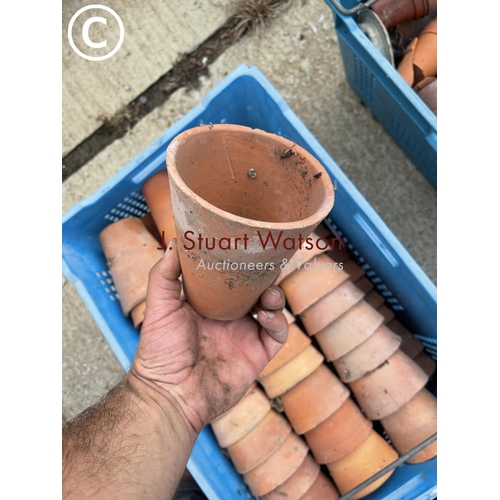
[325, 0, 378, 16]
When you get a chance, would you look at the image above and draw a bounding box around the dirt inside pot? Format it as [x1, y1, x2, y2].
[173, 128, 329, 223]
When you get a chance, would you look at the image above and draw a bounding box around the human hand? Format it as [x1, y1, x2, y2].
[128, 239, 288, 435]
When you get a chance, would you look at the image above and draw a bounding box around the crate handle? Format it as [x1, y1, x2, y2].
[325, 0, 378, 16]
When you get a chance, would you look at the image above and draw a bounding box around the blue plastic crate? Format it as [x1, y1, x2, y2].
[325, 0, 437, 190]
[62, 63, 437, 500]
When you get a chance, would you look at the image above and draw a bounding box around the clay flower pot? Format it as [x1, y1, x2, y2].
[414, 77, 437, 115]
[280, 253, 349, 315]
[333, 324, 402, 383]
[397, 37, 418, 86]
[261, 454, 320, 500]
[387, 319, 424, 358]
[354, 276, 374, 294]
[315, 300, 385, 361]
[243, 432, 309, 496]
[299, 471, 339, 500]
[413, 18, 437, 82]
[327, 430, 398, 499]
[305, 398, 373, 464]
[166, 124, 335, 320]
[281, 364, 350, 434]
[380, 388, 437, 463]
[300, 280, 365, 336]
[275, 232, 330, 285]
[371, 0, 431, 30]
[259, 345, 324, 398]
[259, 324, 311, 378]
[227, 409, 291, 474]
[413, 349, 437, 377]
[142, 171, 177, 245]
[211, 386, 270, 448]
[377, 304, 395, 324]
[98, 217, 164, 320]
[348, 349, 429, 420]
[364, 289, 384, 309]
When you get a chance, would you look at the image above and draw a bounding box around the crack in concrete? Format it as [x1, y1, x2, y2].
[62, 0, 293, 182]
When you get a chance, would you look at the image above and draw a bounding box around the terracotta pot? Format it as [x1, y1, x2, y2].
[166, 124, 335, 321]
[130, 300, 147, 329]
[342, 259, 365, 282]
[413, 349, 437, 377]
[280, 253, 349, 314]
[348, 349, 429, 420]
[300, 280, 365, 336]
[140, 212, 162, 243]
[381, 388, 437, 463]
[261, 454, 320, 500]
[259, 324, 311, 378]
[371, 0, 431, 30]
[259, 345, 324, 398]
[333, 325, 402, 383]
[281, 364, 350, 434]
[387, 319, 424, 358]
[227, 409, 291, 474]
[414, 77, 437, 115]
[275, 232, 330, 285]
[305, 398, 373, 464]
[354, 276, 374, 294]
[98, 217, 164, 317]
[298, 471, 339, 500]
[327, 430, 398, 499]
[413, 18, 437, 83]
[142, 171, 177, 246]
[364, 289, 384, 309]
[243, 432, 309, 496]
[315, 300, 384, 361]
[397, 37, 418, 86]
[211, 387, 270, 448]
[377, 304, 395, 324]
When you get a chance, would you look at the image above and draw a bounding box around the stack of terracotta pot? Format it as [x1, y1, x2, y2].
[98, 171, 177, 330]
[365, 0, 437, 114]
[274, 235, 437, 478]
[211, 380, 340, 499]
[257, 321, 397, 498]
[99, 217, 164, 329]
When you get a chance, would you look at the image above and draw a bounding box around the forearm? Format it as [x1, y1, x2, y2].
[62, 373, 197, 499]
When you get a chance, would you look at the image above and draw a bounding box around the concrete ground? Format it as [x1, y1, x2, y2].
[62, 0, 436, 423]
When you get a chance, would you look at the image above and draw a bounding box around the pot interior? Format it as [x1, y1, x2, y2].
[173, 128, 331, 223]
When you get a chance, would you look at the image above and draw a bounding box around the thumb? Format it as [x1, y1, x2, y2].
[145, 238, 182, 315]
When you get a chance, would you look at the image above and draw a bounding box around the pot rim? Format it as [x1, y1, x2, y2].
[166, 124, 335, 230]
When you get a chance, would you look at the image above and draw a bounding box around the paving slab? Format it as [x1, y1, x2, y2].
[63, 0, 436, 419]
[62, 0, 229, 156]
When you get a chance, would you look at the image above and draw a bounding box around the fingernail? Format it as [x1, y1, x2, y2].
[268, 288, 280, 297]
[261, 310, 275, 319]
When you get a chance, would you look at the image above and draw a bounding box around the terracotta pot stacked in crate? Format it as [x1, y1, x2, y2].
[276, 231, 437, 475]
[258, 328, 399, 498]
[211, 382, 339, 500]
[99, 217, 164, 329]
[98, 171, 177, 330]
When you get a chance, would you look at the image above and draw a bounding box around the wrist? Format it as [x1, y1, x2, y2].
[126, 370, 198, 444]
